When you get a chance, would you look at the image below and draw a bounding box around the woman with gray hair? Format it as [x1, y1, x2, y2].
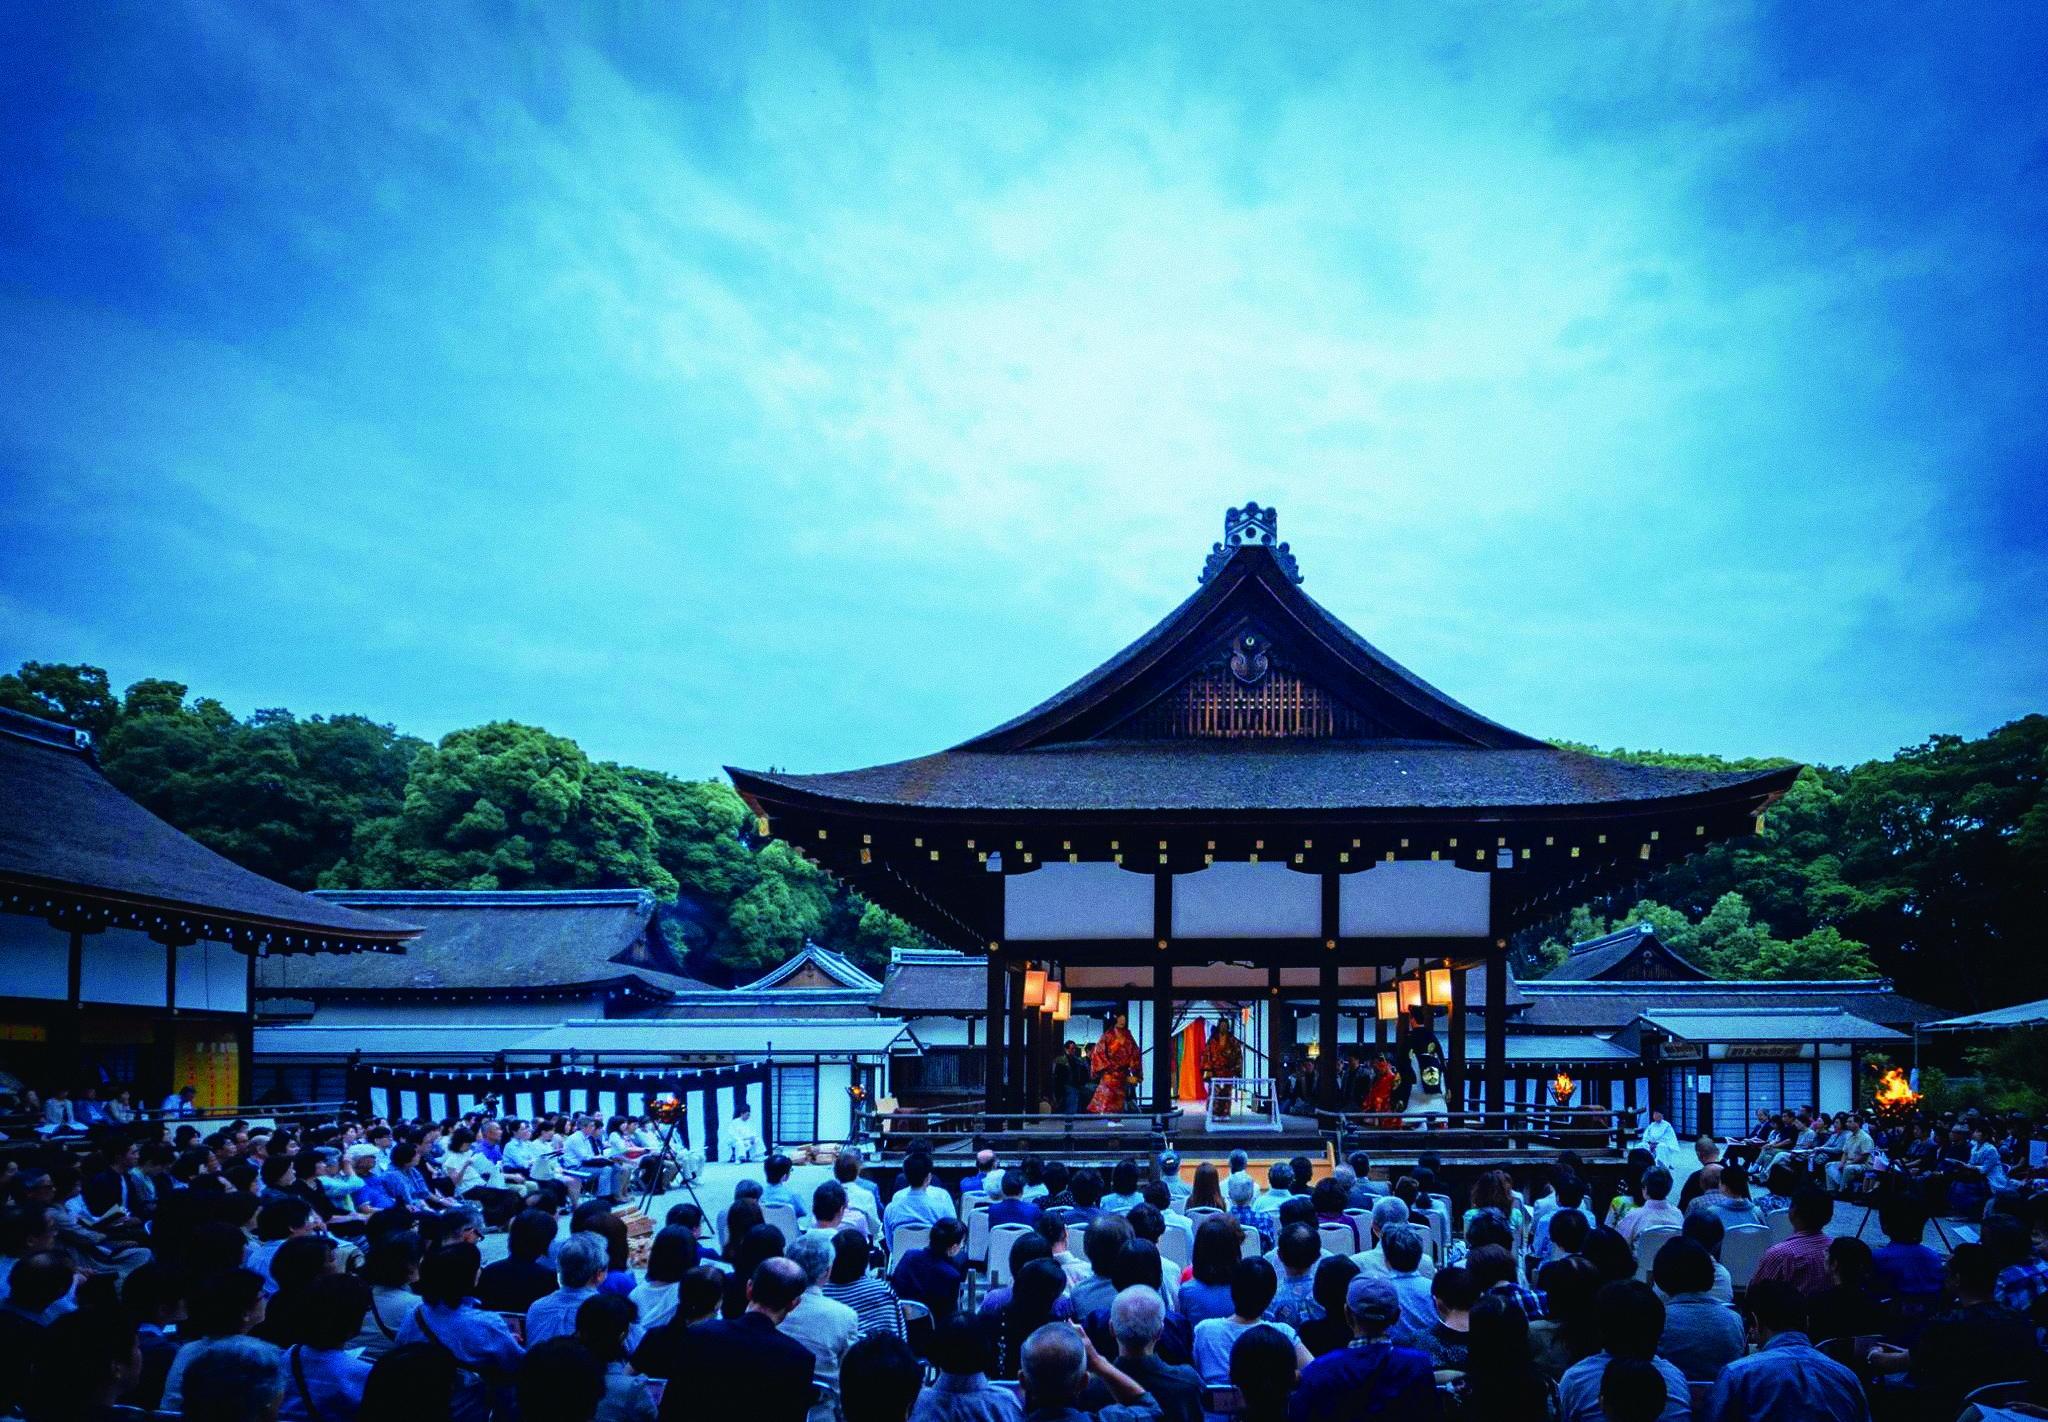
[1350, 1197, 1435, 1278]
[1019, 1321, 1160, 1422]
[178, 1335, 288, 1422]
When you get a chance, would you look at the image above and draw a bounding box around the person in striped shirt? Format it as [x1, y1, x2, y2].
[821, 1227, 907, 1340]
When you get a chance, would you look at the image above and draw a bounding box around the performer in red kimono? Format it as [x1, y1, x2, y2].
[1201, 1018, 1244, 1117]
[1089, 1014, 1143, 1115]
[1364, 1054, 1398, 1126]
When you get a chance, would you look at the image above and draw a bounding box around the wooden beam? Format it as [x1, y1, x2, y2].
[1266, 966, 1284, 1082]
[1006, 962, 1027, 1120]
[1153, 963, 1173, 1117]
[985, 952, 1006, 1113]
[1317, 960, 1340, 1112]
[1448, 960, 1467, 1111]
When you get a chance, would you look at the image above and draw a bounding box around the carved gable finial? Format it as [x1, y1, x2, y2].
[1200, 502, 1303, 584]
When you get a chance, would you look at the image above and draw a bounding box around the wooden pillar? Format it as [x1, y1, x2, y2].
[984, 952, 1006, 1113]
[1374, 966, 1388, 1051]
[1485, 949, 1508, 1115]
[1266, 967, 1285, 1082]
[1023, 978, 1043, 1112]
[1152, 964, 1173, 1116]
[1316, 962, 1340, 1112]
[1448, 962, 1468, 1113]
[1006, 963, 1028, 1119]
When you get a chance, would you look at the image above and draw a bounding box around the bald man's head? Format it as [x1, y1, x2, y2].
[747, 1257, 808, 1319]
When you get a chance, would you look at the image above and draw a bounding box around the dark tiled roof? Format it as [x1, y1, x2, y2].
[733, 740, 1797, 815]
[1459, 966, 1528, 1010]
[1517, 982, 1945, 1031]
[1542, 923, 1711, 981]
[256, 890, 703, 995]
[0, 708, 415, 950]
[875, 957, 988, 1015]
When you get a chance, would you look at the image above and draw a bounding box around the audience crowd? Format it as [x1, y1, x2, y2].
[4, 1087, 2048, 1422]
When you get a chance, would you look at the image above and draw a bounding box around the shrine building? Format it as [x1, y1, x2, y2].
[728, 505, 1803, 1139]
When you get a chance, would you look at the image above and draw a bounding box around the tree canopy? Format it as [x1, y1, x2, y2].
[0, 661, 925, 982]
[6, 659, 2040, 1007]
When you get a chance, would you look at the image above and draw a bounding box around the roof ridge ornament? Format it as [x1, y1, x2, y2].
[1200, 503, 1302, 585]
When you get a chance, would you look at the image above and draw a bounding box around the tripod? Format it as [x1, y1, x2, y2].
[635, 1110, 706, 1221]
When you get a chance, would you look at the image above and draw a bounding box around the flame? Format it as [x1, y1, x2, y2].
[1874, 1068, 1918, 1110]
[1552, 1072, 1576, 1104]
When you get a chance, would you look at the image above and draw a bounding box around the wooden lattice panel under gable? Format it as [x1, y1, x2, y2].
[1110, 659, 1386, 740]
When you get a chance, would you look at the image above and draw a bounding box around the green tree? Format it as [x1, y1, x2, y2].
[0, 661, 121, 739]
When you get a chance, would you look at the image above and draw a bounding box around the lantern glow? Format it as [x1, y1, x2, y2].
[1426, 968, 1452, 1006]
[1054, 990, 1071, 1022]
[1022, 969, 1048, 1008]
[1375, 990, 1398, 1020]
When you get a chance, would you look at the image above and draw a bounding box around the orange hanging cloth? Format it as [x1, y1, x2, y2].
[1178, 1018, 1208, 1102]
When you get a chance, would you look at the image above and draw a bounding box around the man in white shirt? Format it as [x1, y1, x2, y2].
[1251, 1162, 1296, 1224]
[881, 1154, 957, 1242]
[832, 1151, 882, 1236]
[160, 1086, 197, 1119]
[1617, 1167, 1684, 1247]
[560, 1118, 616, 1200]
[725, 1104, 764, 1163]
[780, 1236, 859, 1422]
[1826, 1114, 1876, 1192]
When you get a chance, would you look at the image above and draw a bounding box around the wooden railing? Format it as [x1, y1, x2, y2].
[1317, 1106, 1635, 1157]
[861, 1106, 1184, 1158]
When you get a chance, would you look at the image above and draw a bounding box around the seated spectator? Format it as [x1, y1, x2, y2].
[1866, 1241, 2034, 1415]
[1191, 1257, 1313, 1389]
[882, 1154, 957, 1241]
[846, 1331, 926, 1422]
[519, 1336, 608, 1422]
[724, 1222, 787, 1321]
[27, 1306, 144, 1418]
[913, 1315, 1024, 1422]
[654, 1259, 815, 1422]
[1615, 1167, 1681, 1248]
[358, 1341, 461, 1422]
[1087, 1285, 1203, 1422]
[1073, 1213, 1136, 1316]
[1298, 1255, 1362, 1360]
[1102, 1159, 1146, 1214]
[989, 1169, 1044, 1230]
[762, 1153, 810, 1226]
[1252, 1163, 1295, 1225]
[822, 1228, 905, 1340]
[1467, 1240, 1546, 1321]
[1289, 1273, 1435, 1421]
[480, 1210, 561, 1315]
[1556, 1280, 1689, 1421]
[986, 1259, 1072, 1381]
[1019, 1320, 1163, 1422]
[1067, 1169, 1108, 1226]
[574, 1292, 656, 1422]
[1230, 1322, 1300, 1422]
[527, 1233, 617, 1348]
[177, 1333, 289, 1422]
[1986, 1212, 2048, 1314]
[1546, 1207, 1593, 1267]
[1688, 1160, 1767, 1231]
[1806, 1237, 1885, 1343]
[572, 1204, 639, 1304]
[1392, 1262, 1474, 1372]
[630, 1226, 700, 1332]
[1380, 1223, 1435, 1334]
[1456, 1294, 1557, 1420]
[809, 1180, 856, 1245]
[120, 1260, 190, 1410]
[1750, 1188, 1834, 1297]
[783, 1234, 860, 1422]
[1675, 1213, 1734, 1305]
[1032, 1212, 1090, 1290]
[1266, 1221, 1326, 1326]
[394, 1241, 525, 1408]
[1529, 1177, 1596, 1271]
[1871, 1203, 1945, 1303]
[1703, 1279, 1866, 1422]
[1081, 1240, 1191, 1366]
[351, 1233, 425, 1360]
[891, 1215, 967, 1326]
[161, 1267, 269, 1413]
[259, 1234, 341, 1346]
[1598, 1356, 1670, 1422]
[1352, 1196, 1437, 1280]
[1650, 1238, 1743, 1382]
[279, 1273, 374, 1422]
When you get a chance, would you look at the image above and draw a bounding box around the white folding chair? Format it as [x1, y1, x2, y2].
[1240, 1229, 1264, 1259]
[1203, 1384, 1246, 1415]
[1186, 1207, 1225, 1229]
[1159, 1225, 1193, 1272]
[892, 1223, 932, 1258]
[1764, 1208, 1794, 1243]
[967, 1207, 992, 1264]
[1633, 1227, 1680, 1280]
[761, 1203, 800, 1246]
[986, 1224, 1034, 1288]
[1422, 1206, 1451, 1255]
[1720, 1225, 1773, 1288]
[1320, 1221, 1360, 1256]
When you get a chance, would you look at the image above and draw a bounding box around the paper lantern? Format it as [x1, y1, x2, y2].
[1399, 979, 1423, 1012]
[1023, 969, 1048, 1008]
[1054, 991, 1072, 1022]
[1426, 967, 1453, 1007]
[1375, 990, 1398, 1021]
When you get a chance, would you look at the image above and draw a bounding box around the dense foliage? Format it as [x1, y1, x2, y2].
[0, 661, 926, 983]
[6, 660, 2040, 1008]
[1517, 721, 2048, 1008]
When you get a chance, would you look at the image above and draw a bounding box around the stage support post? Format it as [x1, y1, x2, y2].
[1485, 950, 1508, 1115]
[1007, 962, 1027, 1121]
[1317, 962, 1340, 1113]
[1449, 961, 1468, 1113]
[985, 950, 1006, 1115]
[1153, 964, 1173, 1117]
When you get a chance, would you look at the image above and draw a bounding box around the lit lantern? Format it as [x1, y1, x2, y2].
[1399, 979, 1423, 1012]
[1376, 990, 1398, 1021]
[1023, 968, 1048, 1008]
[1426, 967, 1453, 1007]
[1054, 991, 1072, 1022]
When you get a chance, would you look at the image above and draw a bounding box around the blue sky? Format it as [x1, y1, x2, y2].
[2, 3, 2043, 779]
